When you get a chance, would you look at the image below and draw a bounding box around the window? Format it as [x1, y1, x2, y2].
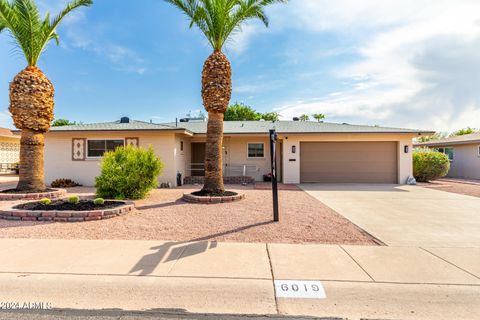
[478, 145, 480, 157]
[248, 143, 265, 158]
[87, 139, 124, 158]
[436, 147, 454, 161]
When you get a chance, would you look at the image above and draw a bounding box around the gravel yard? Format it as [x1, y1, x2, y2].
[419, 179, 480, 198]
[0, 183, 375, 245]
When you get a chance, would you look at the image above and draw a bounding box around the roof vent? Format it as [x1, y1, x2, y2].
[120, 117, 130, 124]
[293, 117, 300, 121]
[179, 118, 189, 123]
[342, 122, 349, 125]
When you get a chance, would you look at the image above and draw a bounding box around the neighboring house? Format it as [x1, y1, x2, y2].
[414, 133, 480, 180]
[44, 117, 431, 186]
[0, 128, 20, 174]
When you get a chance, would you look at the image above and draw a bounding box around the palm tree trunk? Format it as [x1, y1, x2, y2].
[200, 51, 232, 195]
[17, 129, 45, 191]
[202, 112, 225, 194]
[9, 66, 54, 191]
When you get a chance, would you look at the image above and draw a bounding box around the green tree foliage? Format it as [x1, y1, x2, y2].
[95, 145, 164, 200]
[299, 114, 309, 121]
[224, 103, 280, 121]
[413, 151, 450, 182]
[0, 0, 93, 66]
[52, 119, 76, 127]
[165, 0, 288, 52]
[261, 112, 280, 121]
[415, 132, 447, 143]
[450, 127, 478, 137]
[224, 103, 261, 121]
[312, 113, 325, 122]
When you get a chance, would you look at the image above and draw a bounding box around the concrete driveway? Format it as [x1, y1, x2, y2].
[300, 184, 480, 247]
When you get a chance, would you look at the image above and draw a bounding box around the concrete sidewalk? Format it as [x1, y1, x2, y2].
[0, 239, 479, 320]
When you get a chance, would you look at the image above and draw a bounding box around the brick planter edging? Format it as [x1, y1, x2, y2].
[0, 189, 67, 201]
[184, 176, 255, 185]
[0, 202, 135, 222]
[182, 193, 246, 204]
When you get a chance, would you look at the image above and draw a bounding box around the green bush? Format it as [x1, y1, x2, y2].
[95, 145, 163, 200]
[413, 151, 450, 182]
[40, 198, 51, 205]
[68, 195, 80, 204]
[93, 198, 105, 205]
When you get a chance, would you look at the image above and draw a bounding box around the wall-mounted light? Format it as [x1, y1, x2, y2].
[404, 145, 409, 153]
[292, 145, 296, 154]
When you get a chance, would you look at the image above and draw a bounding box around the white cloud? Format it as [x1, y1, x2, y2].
[272, 0, 480, 131]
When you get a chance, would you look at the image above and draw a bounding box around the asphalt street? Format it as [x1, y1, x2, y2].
[0, 310, 340, 320]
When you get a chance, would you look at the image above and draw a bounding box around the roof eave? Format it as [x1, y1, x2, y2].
[414, 140, 480, 147]
[46, 128, 193, 135]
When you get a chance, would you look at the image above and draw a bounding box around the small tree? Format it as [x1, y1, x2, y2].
[95, 145, 163, 200]
[52, 119, 76, 127]
[261, 112, 280, 122]
[450, 127, 478, 137]
[413, 151, 450, 182]
[224, 103, 261, 121]
[415, 132, 449, 143]
[299, 114, 309, 121]
[312, 113, 325, 122]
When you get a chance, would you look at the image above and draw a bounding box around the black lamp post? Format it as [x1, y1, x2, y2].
[269, 129, 279, 222]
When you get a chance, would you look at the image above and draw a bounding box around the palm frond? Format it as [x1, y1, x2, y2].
[0, 0, 93, 66]
[165, 0, 287, 52]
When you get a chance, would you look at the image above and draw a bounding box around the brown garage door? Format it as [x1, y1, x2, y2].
[300, 142, 398, 183]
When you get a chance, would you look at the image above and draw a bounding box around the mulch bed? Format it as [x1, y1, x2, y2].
[1, 188, 56, 194]
[15, 200, 125, 211]
[0, 187, 376, 245]
[191, 190, 238, 197]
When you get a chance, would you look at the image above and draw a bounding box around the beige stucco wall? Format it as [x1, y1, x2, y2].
[280, 133, 415, 184]
[45, 130, 419, 187]
[44, 131, 179, 187]
[447, 144, 480, 179]
[224, 136, 271, 181]
[175, 134, 191, 179]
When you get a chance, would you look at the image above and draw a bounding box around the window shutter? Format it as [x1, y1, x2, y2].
[126, 137, 139, 147]
[72, 138, 86, 161]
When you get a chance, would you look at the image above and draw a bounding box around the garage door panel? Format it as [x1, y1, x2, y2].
[300, 142, 398, 184]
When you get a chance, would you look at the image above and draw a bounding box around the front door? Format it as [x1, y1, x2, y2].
[191, 143, 206, 176]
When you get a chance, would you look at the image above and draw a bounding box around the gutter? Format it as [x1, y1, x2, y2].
[414, 140, 480, 148]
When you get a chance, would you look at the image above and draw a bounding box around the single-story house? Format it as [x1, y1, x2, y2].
[44, 117, 432, 186]
[414, 133, 480, 180]
[0, 128, 20, 174]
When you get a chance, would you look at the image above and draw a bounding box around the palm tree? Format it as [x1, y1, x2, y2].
[166, 0, 287, 195]
[0, 0, 93, 191]
[312, 113, 325, 122]
[299, 114, 309, 121]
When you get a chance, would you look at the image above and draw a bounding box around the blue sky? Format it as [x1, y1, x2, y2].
[1, 0, 479, 131]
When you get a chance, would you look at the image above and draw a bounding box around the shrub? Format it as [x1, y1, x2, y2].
[95, 145, 163, 200]
[68, 195, 80, 204]
[93, 198, 105, 205]
[413, 151, 450, 182]
[51, 178, 81, 188]
[40, 198, 51, 205]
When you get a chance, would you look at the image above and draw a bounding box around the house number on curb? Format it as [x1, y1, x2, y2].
[274, 280, 326, 299]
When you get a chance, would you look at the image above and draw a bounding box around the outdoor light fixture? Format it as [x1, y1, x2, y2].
[404, 145, 409, 153]
[292, 145, 296, 154]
